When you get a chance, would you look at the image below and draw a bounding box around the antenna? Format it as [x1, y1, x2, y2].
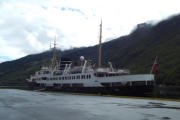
[98, 19, 102, 68]
[50, 36, 58, 69]
[54, 35, 57, 49]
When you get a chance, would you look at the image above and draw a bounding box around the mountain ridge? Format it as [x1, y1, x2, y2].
[0, 14, 180, 85]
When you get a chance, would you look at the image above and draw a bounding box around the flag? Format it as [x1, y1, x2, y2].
[153, 56, 159, 76]
[153, 56, 158, 69]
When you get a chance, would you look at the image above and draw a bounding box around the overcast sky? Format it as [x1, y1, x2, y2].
[0, 0, 180, 63]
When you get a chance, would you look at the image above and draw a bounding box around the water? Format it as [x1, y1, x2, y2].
[0, 89, 180, 120]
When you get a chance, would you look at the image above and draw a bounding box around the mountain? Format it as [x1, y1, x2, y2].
[0, 50, 62, 85]
[0, 14, 180, 85]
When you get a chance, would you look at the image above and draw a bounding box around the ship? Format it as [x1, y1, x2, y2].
[27, 21, 155, 96]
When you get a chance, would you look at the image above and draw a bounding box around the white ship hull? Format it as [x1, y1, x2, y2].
[35, 74, 154, 87]
[29, 72, 154, 96]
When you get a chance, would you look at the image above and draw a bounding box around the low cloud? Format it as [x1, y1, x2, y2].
[0, 0, 180, 62]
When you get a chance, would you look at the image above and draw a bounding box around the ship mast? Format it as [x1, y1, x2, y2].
[98, 20, 102, 68]
[50, 36, 57, 69]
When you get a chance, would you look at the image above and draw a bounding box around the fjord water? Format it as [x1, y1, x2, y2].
[0, 89, 180, 120]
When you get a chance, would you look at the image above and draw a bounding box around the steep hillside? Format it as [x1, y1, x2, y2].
[62, 15, 180, 85]
[0, 50, 62, 85]
[0, 14, 180, 85]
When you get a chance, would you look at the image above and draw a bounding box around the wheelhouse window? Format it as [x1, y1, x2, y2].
[89, 75, 91, 79]
[86, 75, 91, 79]
[77, 75, 80, 79]
[43, 71, 49, 74]
[97, 73, 105, 77]
[42, 77, 47, 80]
[81, 75, 86, 79]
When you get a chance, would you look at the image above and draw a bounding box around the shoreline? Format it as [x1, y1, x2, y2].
[42, 90, 180, 102]
[1, 88, 180, 102]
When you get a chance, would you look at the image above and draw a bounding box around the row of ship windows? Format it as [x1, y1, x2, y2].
[94, 73, 126, 77]
[38, 83, 84, 87]
[39, 75, 91, 80]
